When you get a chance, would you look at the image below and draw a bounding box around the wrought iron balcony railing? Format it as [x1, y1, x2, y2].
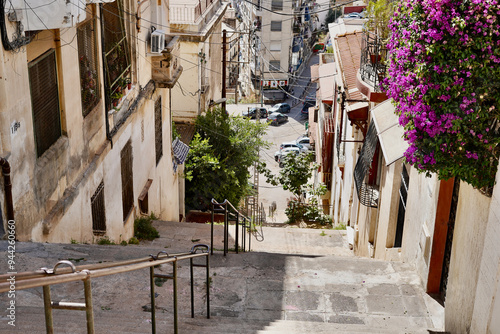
[359, 31, 388, 92]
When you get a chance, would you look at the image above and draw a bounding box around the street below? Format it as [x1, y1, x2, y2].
[226, 54, 319, 224]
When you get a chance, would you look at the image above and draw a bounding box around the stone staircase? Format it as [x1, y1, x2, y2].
[0, 221, 444, 333]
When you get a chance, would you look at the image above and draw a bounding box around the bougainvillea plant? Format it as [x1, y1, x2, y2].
[383, 0, 500, 191]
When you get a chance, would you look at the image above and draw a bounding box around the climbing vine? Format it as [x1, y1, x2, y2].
[384, 0, 500, 191]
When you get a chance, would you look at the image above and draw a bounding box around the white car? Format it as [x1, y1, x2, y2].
[274, 142, 307, 161]
[277, 147, 301, 167]
[295, 136, 311, 150]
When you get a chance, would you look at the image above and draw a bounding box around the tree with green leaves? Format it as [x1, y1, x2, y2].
[261, 152, 331, 225]
[184, 107, 268, 211]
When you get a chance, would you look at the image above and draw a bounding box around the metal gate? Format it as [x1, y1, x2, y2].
[440, 178, 460, 301]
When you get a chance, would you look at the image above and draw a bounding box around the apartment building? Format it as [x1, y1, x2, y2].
[0, 0, 184, 243]
[169, 0, 228, 122]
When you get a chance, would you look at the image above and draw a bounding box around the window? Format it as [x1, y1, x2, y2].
[102, 1, 131, 107]
[155, 97, 163, 165]
[29, 49, 62, 158]
[270, 21, 282, 32]
[269, 60, 281, 72]
[271, 0, 283, 11]
[91, 181, 106, 235]
[394, 164, 409, 247]
[270, 41, 281, 52]
[78, 18, 100, 117]
[121, 140, 134, 221]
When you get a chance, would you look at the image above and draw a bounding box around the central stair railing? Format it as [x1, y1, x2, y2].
[211, 198, 252, 256]
[0, 244, 210, 334]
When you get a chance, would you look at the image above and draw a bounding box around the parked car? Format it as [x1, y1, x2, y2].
[269, 103, 291, 114]
[274, 142, 307, 161]
[242, 107, 268, 119]
[267, 112, 288, 126]
[296, 136, 312, 150]
[277, 147, 301, 167]
[301, 98, 315, 115]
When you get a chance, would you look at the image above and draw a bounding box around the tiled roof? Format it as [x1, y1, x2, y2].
[335, 31, 364, 104]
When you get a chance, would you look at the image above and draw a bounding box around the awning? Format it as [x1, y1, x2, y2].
[172, 138, 190, 172]
[318, 62, 336, 104]
[371, 99, 408, 166]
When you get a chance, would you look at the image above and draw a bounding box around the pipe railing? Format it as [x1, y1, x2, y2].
[0, 244, 211, 334]
[211, 198, 252, 256]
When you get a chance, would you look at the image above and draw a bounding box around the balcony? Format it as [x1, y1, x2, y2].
[151, 36, 183, 88]
[170, 0, 225, 35]
[356, 31, 388, 103]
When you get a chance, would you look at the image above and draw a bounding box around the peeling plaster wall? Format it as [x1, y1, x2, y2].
[401, 168, 440, 286]
[445, 182, 491, 333]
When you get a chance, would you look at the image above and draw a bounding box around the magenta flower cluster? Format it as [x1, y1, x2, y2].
[383, 0, 500, 190]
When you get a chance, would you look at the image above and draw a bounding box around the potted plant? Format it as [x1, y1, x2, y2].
[111, 91, 123, 106]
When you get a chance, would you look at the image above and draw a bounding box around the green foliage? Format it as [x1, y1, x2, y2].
[261, 153, 331, 225]
[261, 152, 316, 200]
[154, 277, 168, 287]
[334, 222, 347, 230]
[134, 214, 160, 240]
[184, 107, 269, 210]
[128, 237, 140, 245]
[120, 240, 128, 246]
[365, 0, 394, 40]
[325, 6, 342, 25]
[172, 123, 181, 141]
[70, 238, 78, 244]
[97, 237, 116, 245]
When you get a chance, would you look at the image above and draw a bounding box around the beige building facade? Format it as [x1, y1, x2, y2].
[0, 0, 183, 243]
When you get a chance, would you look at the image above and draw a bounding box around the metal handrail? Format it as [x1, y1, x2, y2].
[210, 198, 252, 256]
[0, 244, 210, 334]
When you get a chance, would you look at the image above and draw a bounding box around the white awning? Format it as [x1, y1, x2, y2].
[371, 99, 408, 166]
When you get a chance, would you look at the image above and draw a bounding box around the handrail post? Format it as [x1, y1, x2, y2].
[190, 258, 194, 318]
[173, 259, 178, 334]
[149, 267, 156, 334]
[210, 202, 214, 255]
[235, 211, 239, 254]
[42, 285, 54, 334]
[223, 203, 228, 256]
[206, 253, 210, 319]
[83, 277, 95, 334]
[242, 218, 246, 252]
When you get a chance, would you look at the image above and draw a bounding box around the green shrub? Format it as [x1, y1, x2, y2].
[134, 215, 160, 240]
[120, 240, 128, 246]
[97, 237, 115, 245]
[128, 237, 140, 245]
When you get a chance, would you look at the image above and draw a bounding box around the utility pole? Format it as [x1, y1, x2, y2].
[222, 29, 227, 113]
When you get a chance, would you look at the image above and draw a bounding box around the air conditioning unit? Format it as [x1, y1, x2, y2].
[151, 30, 165, 54]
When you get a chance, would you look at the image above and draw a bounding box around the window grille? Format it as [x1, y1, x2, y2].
[353, 122, 379, 208]
[394, 164, 409, 247]
[28, 49, 61, 158]
[78, 18, 100, 117]
[102, 1, 131, 104]
[270, 21, 282, 31]
[155, 97, 163, 165]
[121, 141, 134, 221]
[271, 0, 283, 11]
[269, 60, 281, 72]
[91, 181, 106, 235]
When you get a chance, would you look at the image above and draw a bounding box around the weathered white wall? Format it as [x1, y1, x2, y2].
[1, 3, 180, 243]
[445, 182, 491, 333]
[470, 168, 500, 333]
[373, 161, 402, 260]
[172, 41, 199, 122]
[401, 168, 440, 285]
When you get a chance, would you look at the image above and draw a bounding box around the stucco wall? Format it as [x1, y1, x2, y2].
[445, 182, 491, 333]
[373, 161, 402, 260]
[401, 168, 440, 286]
[470, 169, 500, 333]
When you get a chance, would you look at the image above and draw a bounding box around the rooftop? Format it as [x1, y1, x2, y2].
[335, 31, 364, 103]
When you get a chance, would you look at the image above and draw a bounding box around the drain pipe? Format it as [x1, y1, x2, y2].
[0, 157, 14, 223]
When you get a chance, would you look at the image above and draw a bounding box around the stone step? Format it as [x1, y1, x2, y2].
[0, 306, 439, 334]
